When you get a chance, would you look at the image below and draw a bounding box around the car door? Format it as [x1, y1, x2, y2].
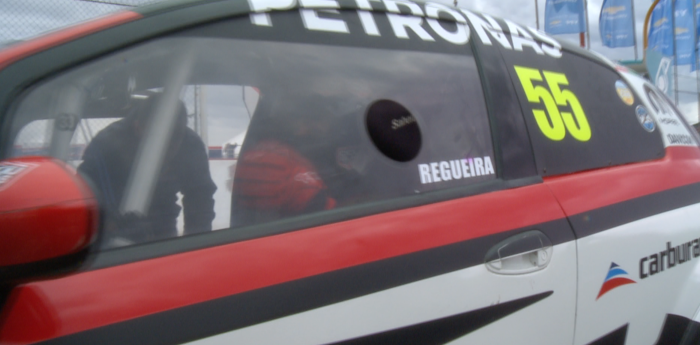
[0, 3, 577, 344]
[496, 22, 700, 343]
[558, 69, 700, 345]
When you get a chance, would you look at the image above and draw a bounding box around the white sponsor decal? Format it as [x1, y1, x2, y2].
[461, 10, 561, 57]
[247, 0, 562, 57]
[391, 115, 416, 130]
[645, 86, 698, 147]
[418, 156, 494, 184]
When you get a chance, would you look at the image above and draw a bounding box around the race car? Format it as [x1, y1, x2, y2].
[1, 0, 700, 344]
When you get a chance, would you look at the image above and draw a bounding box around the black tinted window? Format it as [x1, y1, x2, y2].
[223, 38, 496, 226]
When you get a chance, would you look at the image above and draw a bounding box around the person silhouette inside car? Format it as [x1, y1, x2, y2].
[79, 92, 216, 247]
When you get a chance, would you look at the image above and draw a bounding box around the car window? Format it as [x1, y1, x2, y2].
[499, 47, 666, 176]
[14, 118, 121, 165]
[7, 12, 495, 249]
[13, 119, 53, 157]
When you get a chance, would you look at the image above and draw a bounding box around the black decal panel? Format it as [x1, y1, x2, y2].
[586, 324, 628, 345]
[499, 47, 665, 177]
[655, 314, 700, 345]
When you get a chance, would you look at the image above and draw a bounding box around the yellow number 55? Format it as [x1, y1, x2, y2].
[514, 66, 591, 142]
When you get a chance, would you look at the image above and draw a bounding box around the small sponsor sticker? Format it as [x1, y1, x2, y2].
[597, 262, 636, 300]
[616, 80, 635, 106]
[636, 105, 656, 132]
[0, 162, 35, 191]
[644, 85, 697, 147]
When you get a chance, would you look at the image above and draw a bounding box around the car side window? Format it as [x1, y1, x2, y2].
[226, 40, 495, 227]
[14, 118, 121, 167]
[7, 12, 495, 249]
[501, 48, 666, 176]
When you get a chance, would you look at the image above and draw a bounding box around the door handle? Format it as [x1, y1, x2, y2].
[484, 230, 553, 275]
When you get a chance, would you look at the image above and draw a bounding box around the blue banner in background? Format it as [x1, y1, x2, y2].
[693, 2, 700, 70]
[697, 2, 700, 44]
[599, 0, 634, 47]
[674, 0, 696, 65]
[545, 0, 587, 34]
[647, 0, 674, 56]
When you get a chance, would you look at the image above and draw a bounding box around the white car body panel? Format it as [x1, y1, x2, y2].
[573, 202, 700, 345]
[188, 243, 577, 345]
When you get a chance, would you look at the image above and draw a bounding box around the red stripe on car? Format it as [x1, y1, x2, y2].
[0, 183, 564, 343]
[544, 146, 700, 217]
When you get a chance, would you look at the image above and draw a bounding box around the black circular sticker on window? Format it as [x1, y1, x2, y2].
[365, 100, 421, 162]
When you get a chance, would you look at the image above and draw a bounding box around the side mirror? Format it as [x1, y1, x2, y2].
[694, 122, 700, 134]
[0, 157, 97, 279]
